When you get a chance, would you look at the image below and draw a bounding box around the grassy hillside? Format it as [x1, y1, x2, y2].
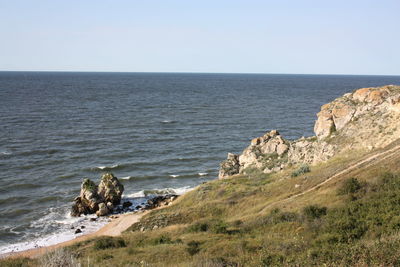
[3, 141, 400, 267]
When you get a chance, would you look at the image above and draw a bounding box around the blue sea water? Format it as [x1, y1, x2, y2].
[1, 72, 400, 253]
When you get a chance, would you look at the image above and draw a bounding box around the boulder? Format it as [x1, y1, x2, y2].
[276, 143, 289, 156]
[96, 203, 109, 216]
[314, 109, 335, 139]
[71, 178, 102, 216]
[98, 173, 124, 205]
[218, 153, 240, 179]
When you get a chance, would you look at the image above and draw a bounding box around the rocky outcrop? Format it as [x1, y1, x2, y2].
[98, 173, 124, 205]
[219, 85, 400, 179]
[71, 173, 124, 217]
[219, 153, 240, 178]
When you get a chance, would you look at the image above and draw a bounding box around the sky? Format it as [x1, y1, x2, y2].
[0, 0, 399, 75]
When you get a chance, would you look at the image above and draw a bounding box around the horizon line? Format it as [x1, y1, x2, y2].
[0, 70, 399, 77]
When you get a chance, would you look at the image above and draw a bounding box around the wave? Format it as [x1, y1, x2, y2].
[91, 164, 120, 171]
[198, 172, 208, 176]
[0, 211, 109, 255]
[0, 183, 42, 193]
[18, 149, 59, 157]
[169, 174, 180, 178]
[0, 151, 11, 155]
[124, 186, 193, 198]
[161, 120, 176, 124]
[0, 196, 29, 206]
[120, 176, 133, 180]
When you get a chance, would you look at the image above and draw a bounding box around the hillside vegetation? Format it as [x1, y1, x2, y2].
[2, 85, 400, 266]
[3, 141, 400, 266]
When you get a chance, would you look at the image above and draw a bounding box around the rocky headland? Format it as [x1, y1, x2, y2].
[219, 85, 400, 178]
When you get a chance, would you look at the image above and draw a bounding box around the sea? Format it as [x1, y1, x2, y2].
[1, 72, 400, 254]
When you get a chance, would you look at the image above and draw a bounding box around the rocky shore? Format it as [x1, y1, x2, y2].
[71, 173, 178, 217]
[219, 85, 400, 178]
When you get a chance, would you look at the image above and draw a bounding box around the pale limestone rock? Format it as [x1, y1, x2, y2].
[98, 173, 124, 205]
[314, 109, 335, 139]
[276, 143, 289, 155]
[332, 103, 355, 131]
[218, 85, 400, 180]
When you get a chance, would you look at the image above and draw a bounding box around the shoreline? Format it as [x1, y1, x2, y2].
[4, 188, 190, 259]
[5, 210, 149, 259]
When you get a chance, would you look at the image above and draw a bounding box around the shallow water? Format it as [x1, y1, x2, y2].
[1, 72, 399, 253]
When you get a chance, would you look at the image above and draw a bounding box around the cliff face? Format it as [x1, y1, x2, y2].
[219, 85, 400, 179]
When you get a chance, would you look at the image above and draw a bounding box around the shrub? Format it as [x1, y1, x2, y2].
[291, 164, 311, 177]
[338, 178, 362, 195]
[39, 248, 79, 267]
[210, 220, 229, 234]
[93, 236, 126, 250]
[260, 253, 284, 266]
[303, 205, 327, 221]
[186, 241, 201, 256]
[150, 235, 174, 245]
[187, 222, 209, 233]
[267, 208, 299, 224]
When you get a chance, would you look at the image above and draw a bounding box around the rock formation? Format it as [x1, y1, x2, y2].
[71, 173, 124, 217]
[219, 85, 400, 179]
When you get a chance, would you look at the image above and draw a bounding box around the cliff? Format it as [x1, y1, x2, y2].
[219, 85, 400, 178]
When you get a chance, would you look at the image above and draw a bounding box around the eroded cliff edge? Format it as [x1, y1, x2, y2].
[219, 85, 400, 178]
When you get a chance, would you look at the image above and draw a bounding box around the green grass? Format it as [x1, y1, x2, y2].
[291, 163, 311, 177]
[4, 142, 400, 266]
[93, 236, 126, 250]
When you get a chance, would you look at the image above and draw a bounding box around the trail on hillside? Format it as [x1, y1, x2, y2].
[261, 144, 400, 212]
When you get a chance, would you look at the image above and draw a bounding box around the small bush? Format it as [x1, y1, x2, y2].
[39, 248, 79, 267]
[187, 222, 209, 233]
[291, 164, 311, 177]
[303, 205, 327, 221]
[338, 178, 362, 195]
[210, 220, 229, 234]
[267, 208, 299, 224]
[93, 236, 126, 250]
[260, 253, 284, 266]
[186, 241, 201, 256]
[150, 235, 174, 245]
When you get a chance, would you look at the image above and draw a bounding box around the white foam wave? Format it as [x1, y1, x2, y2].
[198, 172, 208, 176]
[97, 164, 119, 170]
[120, 176, 132, 180]
[0, 151, 11, 155]
[124, 186, 193, 198]
[169, 174, 180, 178]
[0, 211, 108, 256]
[125, 190, 146, 198]
[161, 120, 175, 123]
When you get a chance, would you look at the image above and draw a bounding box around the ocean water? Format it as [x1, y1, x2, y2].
[1, 72, 400, 253]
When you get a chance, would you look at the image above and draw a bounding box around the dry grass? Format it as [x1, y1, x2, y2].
[3, 141, 400, 266]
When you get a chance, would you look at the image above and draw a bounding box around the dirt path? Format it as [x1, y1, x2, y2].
[262, 144, 400, 211]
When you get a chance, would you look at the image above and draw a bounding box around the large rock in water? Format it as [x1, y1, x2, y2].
[71, 173, 124, 217]
[218, 85, 400, 178]
[98, 173, 124, 205]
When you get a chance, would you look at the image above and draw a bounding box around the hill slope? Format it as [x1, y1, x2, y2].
[3, 85, 400, 267]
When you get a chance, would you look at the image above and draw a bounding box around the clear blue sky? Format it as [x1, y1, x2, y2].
[1, 0, 399, 75]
